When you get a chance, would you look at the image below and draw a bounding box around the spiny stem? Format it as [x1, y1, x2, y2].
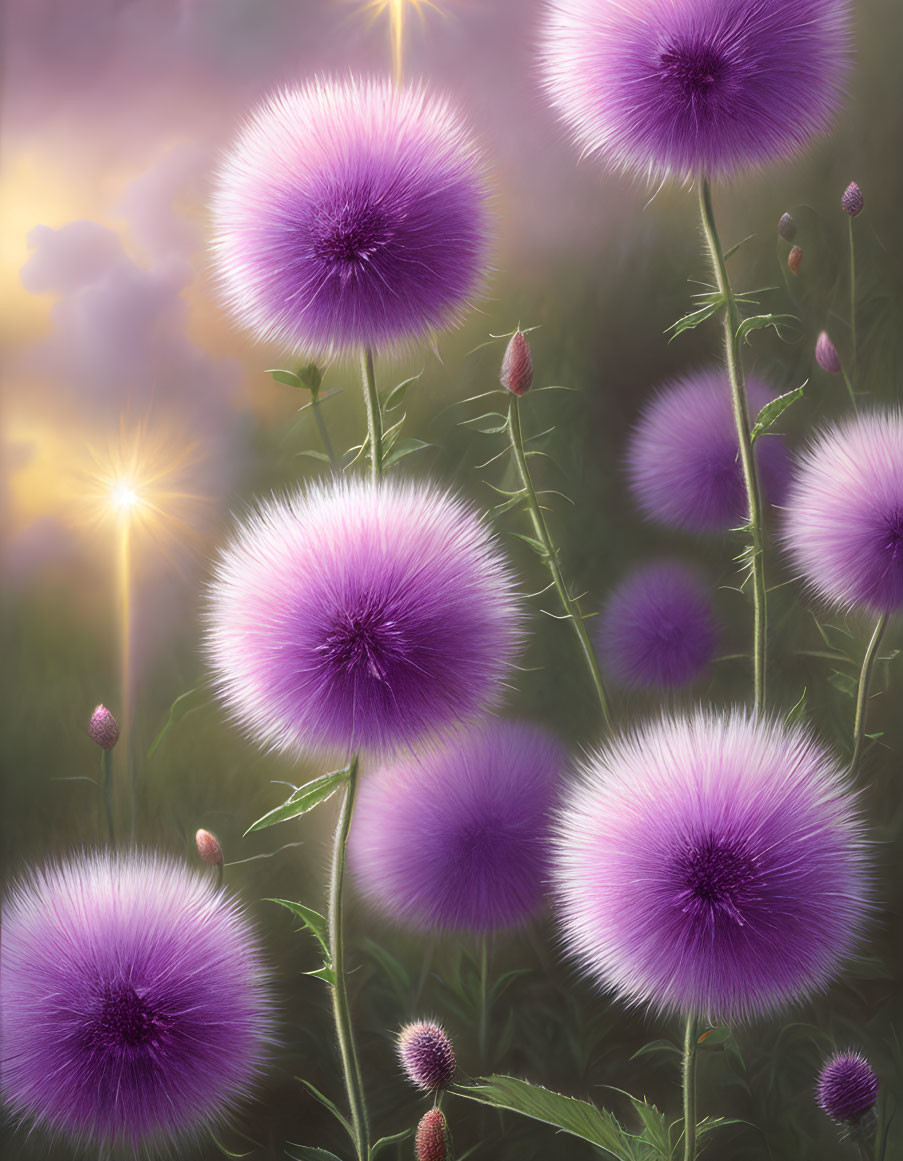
[101, 749, 115, 846]
[507, 395, 612, 730]
[698, 177, 768, 713]
[682, 1015, 698, 1161]
[851, 612, 889, 774]
[360, 347, 383, 484]
[328, 756, 370, 1161]
[849, 216, 858, 389]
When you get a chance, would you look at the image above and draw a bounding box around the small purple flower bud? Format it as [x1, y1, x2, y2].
[778, 212, 797, 242]
[195, 829, 224, 868]
[88, 705, 119, 751]
[815, 331, 842, 374]
[397, 1022, 456, 1091]
[500, 330, 533, 397]
[817, 1052, 879, 1123]
[415, 1108, 449, 1161]
[842, 182, 864, 217]
[788, 245, 804, 275]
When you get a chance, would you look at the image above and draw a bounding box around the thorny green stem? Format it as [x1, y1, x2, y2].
[682, 1015, 698, 1161]
[507, 395, 613, 731]
[360, 347, 383, 483]
[849, 216, 858, 389]
[851, 612, 889, 774]
[328, 757, 370, 1161]
[698, 177, 768, 713]
[101, 749, 115, 846]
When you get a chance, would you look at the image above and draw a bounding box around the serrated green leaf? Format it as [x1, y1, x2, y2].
[626, 1097, 670, 1156]
[267, 899, 329, 961]
[666, 300, 723, 340]
[736, 312, 798, 345]
[749, 384, 805, 443]
[244, 768, 350, 835]
[371, 1129, 412, 1158]
[383, 372, 421, 411]
[147, 685, 206, 760]
[285, 1147, 343, 1161]
[296, 1079, 355, 1145]
[383, 438, 434, 468]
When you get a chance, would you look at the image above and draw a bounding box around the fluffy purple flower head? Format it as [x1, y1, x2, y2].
[348, 721, 564, 932]
[783, 411, 903, 613]
[541, 0, 851, 181]
[598, 561, 717, 689]
[626, 368, 791, 533]
[397, 1022, 457, 1091]
[0, 852, 270, 1150]
[817, 1052, 879, 1123]
[554, 711, 869, 1021]
[207, 478, 522, 757]
[211, 77, 492, 360]
[815, 330, 842, 374]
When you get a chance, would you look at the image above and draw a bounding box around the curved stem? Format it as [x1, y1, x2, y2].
[507, 395, 612, 730]
[478, 935, 490, 1070]
[682, 1015, 698, 1161]
[101, 749, 115, 845]
[698, 178, 768, 713]
[328, 757, 370, 1161]
[851, 612, 889, 773]
[849, 217, 858, 390]
[360, 347, 383, 484]
[311, 393, 339, 473]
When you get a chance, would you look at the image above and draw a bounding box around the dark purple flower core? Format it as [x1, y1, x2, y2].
[309, 191, 393, 284]
[319, 601, 411, 685]
[659, 37, 726, 105]
[86, 981, 170, 1053]
[673, 833, 760, 931]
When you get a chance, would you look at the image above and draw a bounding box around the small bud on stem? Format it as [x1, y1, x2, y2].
[842, 182, 864, 217]
[415, 1108, 450, 1161]
[89, 705, 119, 751]
[196, 829, 224, 868]
[788, 245, 803, 275]
[778, 212, 797, 242]
[815, 331, 842, 374]
[500, 331, 534, 397]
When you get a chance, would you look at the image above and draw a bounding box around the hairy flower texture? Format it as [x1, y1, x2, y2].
[88, 704, 119, 750]
[397, 1022, 457, 1091]
[211, 77, 492, 360]
[349, 721, 564, 932]
[598, 561, 717, 688]
[817, 1052, 880, 1123]
[416, 1108, 450, 1161]
[842, 181, 864, 216]
[626, 369, 790, 533]
[554, 711, 869, 1021]
[816, 330, 842, 374]
[207, 479, 522, 756]
[0, 852, 269, 1150]
[541, 0, 851, 181]
[783, 412, 903, 613]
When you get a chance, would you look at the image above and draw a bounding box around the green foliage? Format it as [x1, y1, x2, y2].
[243, 767, 351, 835]
[146, 685, 206, 760]
[749, 384, 806, 443]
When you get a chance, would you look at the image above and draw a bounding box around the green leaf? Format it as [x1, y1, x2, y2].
[266, 899, 330, 961]
[696, 1026, 732, 1048]
[244, 768, 350, 835]
[626, 1097, 670, 1156]
[629, 1039, 681, 1063]
[383, 438, 434, 468]
[285, 1147, 343, 1161]
[296, 1079, 355, 1145]
[209, 1131, 253, 1158]
[268, 368, 304, 388]
[453, 1075, 632, 1159]
[460, 411, 509, 435]
[829, 669, 858, 699]
[147, 686, 206, 760]
[666, 299, 723, 340]
[371, 1129, 412, 1158]
[749, 384, 805, 443]
[509, 532, 549, 558]
[735, 312, 798, 345]
[383, 372, 421, 411]
[723, 233, 757, 261]
[296, 449, 333, 463]
[297, 363, 323, 393]
[305, 965, 337, 986]
[784, 687, 807, 725]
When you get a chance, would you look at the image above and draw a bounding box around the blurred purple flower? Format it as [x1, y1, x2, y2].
[541, 0, 851, 180]
[783, 412, 903, 613]
[554, 710, 869, 1020]
[211, 77, 492, 360]
[817, 1052, 879, 1123]
[598, 561, 717, 689]
[207, 479, 522, 756]
[842, 181, 865, 216]
[348, 721, 563, 932]
[0, 852, 269, 1149]
[778, 213, 797, 243]
[397, 1022, 456, 1091]
[626, 368, 790, 533]
[815, 330, 842, 374]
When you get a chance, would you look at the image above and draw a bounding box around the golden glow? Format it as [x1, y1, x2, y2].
[358, 0, 445, 82]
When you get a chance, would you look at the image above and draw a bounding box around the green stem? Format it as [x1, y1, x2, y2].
[682, 1015, 698, 1161]
[841, 363, 857, 410]
[851, 612, 889, 773]
[507, 395, 612, 730]
[698, 177, 768, 713]
[849, 217, 857, 389]
[478, 936, 490, 1070]
[360, 347, 383, 483]
[311, 393, 340, 472]
[101, 749, 115, 845]
[328, 757, 370, 1161]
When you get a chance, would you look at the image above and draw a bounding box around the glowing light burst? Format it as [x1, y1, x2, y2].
[358, 0, 446, 82]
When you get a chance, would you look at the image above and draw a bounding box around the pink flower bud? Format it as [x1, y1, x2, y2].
[398, 1022, 456, 1091]
[778, 213, 797, 243]
[842, 182, 864, 217]
[500, 331, 533, 397]
[415, 1109, 449, 1161]
[788, 245, 803, 275]
[195, 829, 224, 867]
[815, 331, 842, 375]
[88, 705, 119, 750]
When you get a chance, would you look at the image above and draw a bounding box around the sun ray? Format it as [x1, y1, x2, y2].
[356, 0, 446, 83]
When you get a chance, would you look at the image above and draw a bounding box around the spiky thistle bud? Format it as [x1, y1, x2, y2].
[817, 1052, 879, 1124]
[397, 1022, 456, 1092]
[195, 829, 224, 868]
[815, 331, 842, 374]
[500, 330, 533, 397]
[415, 1108, 449, 1161]
[842, 182, 864, 217]
[88, 705, 119, 751]
[778, 212, 797, 242]
[788, 245, 804, 275]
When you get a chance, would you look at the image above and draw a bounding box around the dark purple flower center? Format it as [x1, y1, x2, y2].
[320, 603, 409, 683]
[310, 197, 392, 275]
[86, 980, 170, 1053]
[881, 510, 903, 561]
[659, 38, 726, 103]
[673, 833, 758, 928]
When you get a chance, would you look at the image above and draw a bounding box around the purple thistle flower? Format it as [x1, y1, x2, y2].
[783, 411, 903, 613]
[88, 703, 119, 750]
[842, 181, 864, 216]
[554, 710, 869, 1021]
[817, 1052, 879, 1123]
[598, 561, 718, 689]
[540, 0, 851, 181]
[815, 330, 843, 374]
[206, 478, 523, 757]
[397, 1022, 457, 1091]
[0, 851, 270, 1150]
[348, 721, 564, 932]
[211, 77, 492, 360]
[626, 368, 791, 533]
